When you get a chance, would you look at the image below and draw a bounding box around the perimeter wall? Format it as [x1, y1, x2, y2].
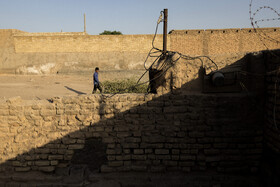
[0, 28, 280, 74]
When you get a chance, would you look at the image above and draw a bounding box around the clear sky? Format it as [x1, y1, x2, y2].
[0, 0, 279, 35]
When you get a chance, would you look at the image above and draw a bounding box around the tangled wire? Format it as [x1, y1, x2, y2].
[249, 0, 280, 48]
[101, 11, 218, 99]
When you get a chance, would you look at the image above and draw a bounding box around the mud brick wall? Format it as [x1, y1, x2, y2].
[264, 50, 280, 153]
[0, 92, 263, 174]
[170, 28, 280, 56]
[262, 51, 280, 186]
[1, 28, 280, 74]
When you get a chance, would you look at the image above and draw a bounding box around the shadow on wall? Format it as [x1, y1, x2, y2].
[0, 51, 271, 185]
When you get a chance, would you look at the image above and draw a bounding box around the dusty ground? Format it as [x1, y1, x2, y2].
[0, 70, 148, 100]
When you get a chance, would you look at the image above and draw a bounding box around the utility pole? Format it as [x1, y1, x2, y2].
[163, 9, 168, 54]
[84, 13, 86, 33]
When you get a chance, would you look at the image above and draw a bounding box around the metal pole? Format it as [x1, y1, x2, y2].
[84, 13, 86, 33]
[163, 9, 168, 54]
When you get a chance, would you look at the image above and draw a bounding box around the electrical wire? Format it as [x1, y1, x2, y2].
[99, 10, 218, 99]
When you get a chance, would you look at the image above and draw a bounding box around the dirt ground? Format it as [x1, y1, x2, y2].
[0, 70, 148, 100]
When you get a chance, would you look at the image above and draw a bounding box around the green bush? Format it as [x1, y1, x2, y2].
[99, 30, 123, 35]
[101, 79, 147, 94]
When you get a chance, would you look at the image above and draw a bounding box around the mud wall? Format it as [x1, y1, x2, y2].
[262, 50, 280, 186]
[170, 28, 280, 56]
[0, 92, 263, 174]
[0, 28, 280, 75]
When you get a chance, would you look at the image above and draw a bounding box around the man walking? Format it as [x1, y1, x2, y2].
[92, 67, 102, 94]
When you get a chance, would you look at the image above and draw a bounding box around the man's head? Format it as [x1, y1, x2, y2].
[95, 67, 99, 72]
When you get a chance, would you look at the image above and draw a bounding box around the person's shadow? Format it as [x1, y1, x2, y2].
[64, 86, 86, 95]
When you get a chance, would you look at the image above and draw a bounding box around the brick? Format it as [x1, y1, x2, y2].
[140, 143, 163, 149]
[108, 161, 123, 167]
[103, 137, 115, 143]
[163, 106, 189, 113]
[142, 136, 165, 143]
[189, 132, 204, 138]
[35, 161, 50, 166]
[69, 132, 85, 139]
[151, 165, 165, 172]
[123, 149, 130, 154]
[131, 165, 147, 171]
[15, 167, 31, 172]
[57, 149, 67, 154]
[145, 149, 153, 154]
[38, 166, 55, 172]
[155, 149, 169, 155]
[132, 131, 142, 137]
[134, 149, 144, 154]
[107, 155, 116, 161]
[40, 109, 56, 116]
[156, 155, 171, 160]
[172, 155, 180, 160]
[65, 150, 74, 154]
[213, 143, 228, 149]
[12, 161, 27, 167]
[65, 142, 82, 149]
[106, 149, 122, 155]
[204, 149, 220, 155]
[117, 132, 132, 138]
[123, 143, 139, 148]
[132, 155, 146, 160]
[124, 161, 132, 166]
[39, 154, 48, 159]
[48, 155, 63, 160]
[177, 132, 186, 137]
[51, 160, 59, 166]
[0, 110, 9, 116]
[163, 160, 178, 166]
[172, 149, 180, 154]
[206, 156, 221, 162]
[180, 155, 196, 161]
[116, 155, 131, 161]
[125, 137, 141, 143]
[34, 148, 51, 154]
[93, 126, 104, 132]
[179, 161, 195, 167]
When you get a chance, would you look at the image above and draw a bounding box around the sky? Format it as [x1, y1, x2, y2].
[0, 0, 279, 35]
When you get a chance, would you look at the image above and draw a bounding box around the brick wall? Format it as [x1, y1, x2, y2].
[1, 28, 280, 74]
[265, 55, 280, 153]
[13, 34, 166, 53]
[262, 50, 280, 186]
[0, 92, 263, 174]
[170, 28, 280, 56]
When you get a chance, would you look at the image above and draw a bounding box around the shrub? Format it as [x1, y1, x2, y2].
[99, 30, 123, 35]
[101, 79, 147, 94]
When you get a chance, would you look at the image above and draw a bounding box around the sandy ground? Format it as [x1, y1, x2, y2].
[0, 71, 148, 100]
[0, 75, 93, 100]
